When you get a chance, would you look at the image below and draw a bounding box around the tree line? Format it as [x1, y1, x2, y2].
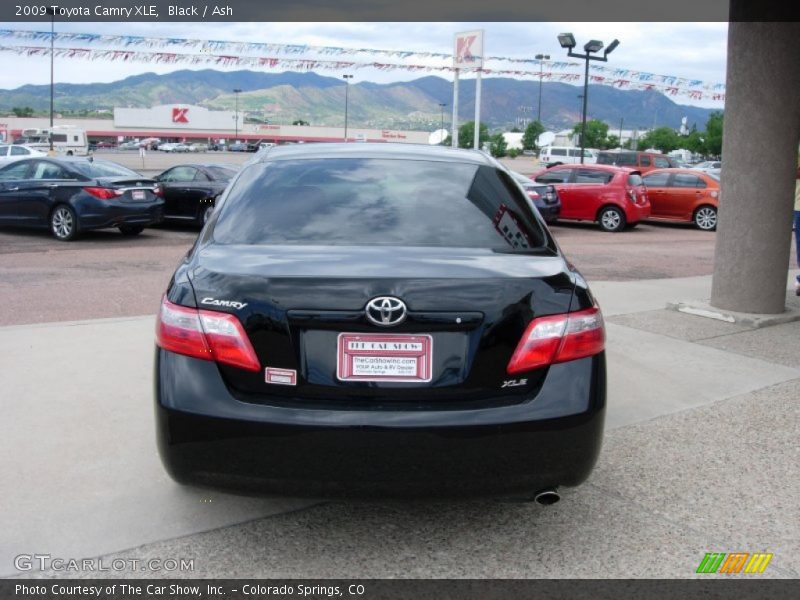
[444, 111, 724, 159]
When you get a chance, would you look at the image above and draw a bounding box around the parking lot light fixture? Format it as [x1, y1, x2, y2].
[558, 33, 576, 49]
[583, 40, 604, 54]
[559, 35, 620, 164]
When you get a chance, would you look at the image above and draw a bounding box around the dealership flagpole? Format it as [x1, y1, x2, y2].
[451, 69, 459, 148]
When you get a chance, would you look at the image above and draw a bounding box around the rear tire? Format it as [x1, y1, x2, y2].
[119, 225, 144, 236]
[598, 206, 626, 232]
[694, 205, 717, 231]
[50, 205, 78, 241]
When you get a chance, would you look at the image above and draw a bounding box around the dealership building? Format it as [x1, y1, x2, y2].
[0, 104, 434, 145]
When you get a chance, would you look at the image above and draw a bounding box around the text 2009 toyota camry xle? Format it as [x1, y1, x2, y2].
[155, 143, 606, 501]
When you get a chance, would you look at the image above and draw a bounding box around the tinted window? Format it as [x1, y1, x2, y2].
[71, 161, 140, 178]
[550, 148, 567, 156]
[161, 166, 197, 182]
[643, 172, 670, 187]
[194, 170, 211, 182]
[535, 168, 572, 184]
[639, 155, 651, 166]
[52, 134, 68, 143]
[597, 152, 637, 166]
[0, 161, 31, 180]
[207, 166, 236, 180]
[10, 146, 29, 156]
[653, 157, 671, 168]
[31, 161, 72, 180]
[575, 169, 613, 184]
[213, 158, 546, 251]
[673, 173, 706, 188]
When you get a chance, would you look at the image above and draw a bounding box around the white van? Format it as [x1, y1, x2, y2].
[540, 146, 597, 166]
[18, 126, 89, 156]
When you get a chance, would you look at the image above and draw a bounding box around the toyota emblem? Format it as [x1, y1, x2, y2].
[365, 296, 407, 327]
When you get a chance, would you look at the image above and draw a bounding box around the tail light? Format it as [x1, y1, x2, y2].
[627, 189, 637, 202]
[83, 186, 122, 200]
[527, 190, 541, 200]
[153, 184, 164, 198]
[506, 306, 605, 374]
[156, 296, 260, 372]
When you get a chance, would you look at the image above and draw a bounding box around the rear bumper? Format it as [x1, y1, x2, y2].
[625, 202, 651, 223]
[537, 203, 561, 223]
[155, 350, 606, 498]
[76, 199, 164, 230]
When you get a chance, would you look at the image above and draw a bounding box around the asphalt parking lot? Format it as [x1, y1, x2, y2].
[1, 151, 798, 579]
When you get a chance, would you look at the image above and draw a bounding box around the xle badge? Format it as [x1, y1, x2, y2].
[501, 379, 528, 388]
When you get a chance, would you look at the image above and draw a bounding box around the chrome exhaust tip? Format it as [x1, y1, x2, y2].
[533, 489, 561, 505]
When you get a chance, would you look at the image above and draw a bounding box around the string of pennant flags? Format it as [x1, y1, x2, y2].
[0, 44, 726, 102]
[0, 28, 726, 95]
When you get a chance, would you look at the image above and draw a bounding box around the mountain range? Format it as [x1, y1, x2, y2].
[0, 69, 719, 132]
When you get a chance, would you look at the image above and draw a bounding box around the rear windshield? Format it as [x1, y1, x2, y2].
[70, 160, 140, 178]
[597, 152, 637, 166]
[627, 174, 644, 186]
[206, 166, 237, 180]
[213, 158, 547, 251]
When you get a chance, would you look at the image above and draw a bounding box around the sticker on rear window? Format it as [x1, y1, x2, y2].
[265, 367, 297, 386]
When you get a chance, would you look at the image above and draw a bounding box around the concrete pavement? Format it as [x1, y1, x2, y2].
[2, 272, 799, 578]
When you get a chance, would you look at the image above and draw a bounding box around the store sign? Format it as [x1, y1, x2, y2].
[454, 30, 483, 69]
[172, 107, 189, 123]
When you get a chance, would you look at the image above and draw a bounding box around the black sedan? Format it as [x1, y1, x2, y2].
[154, 164, 237, 226]
[0, 157, 163, 241]
[511, 170, 561, 224]
[155, 143, 606, 500]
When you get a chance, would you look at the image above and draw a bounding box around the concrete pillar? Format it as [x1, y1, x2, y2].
[710, 21, 800, 314]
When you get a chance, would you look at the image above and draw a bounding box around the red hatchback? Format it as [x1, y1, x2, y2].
[533, 164, 650, 232]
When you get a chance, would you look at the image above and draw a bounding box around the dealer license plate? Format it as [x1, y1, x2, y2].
[336, 333, 433, 383]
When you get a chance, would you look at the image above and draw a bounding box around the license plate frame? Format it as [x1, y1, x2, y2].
[336, 333, 433, 383]
[131, 190, 146, 200]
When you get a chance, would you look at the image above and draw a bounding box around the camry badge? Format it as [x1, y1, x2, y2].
[365, 296, 407, 327]
[201, 297, 248, 310]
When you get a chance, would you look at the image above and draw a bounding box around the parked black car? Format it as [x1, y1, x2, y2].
[510, 170, 562, 224]
[155, 143, 606, 500]
[0, 157, 163, 241]
[154, 164, 237, 226]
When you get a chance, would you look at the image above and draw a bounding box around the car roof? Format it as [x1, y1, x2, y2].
[548, 163, 635, 173]
[253, 142, 496, 166]
[646, 167, 719, 179]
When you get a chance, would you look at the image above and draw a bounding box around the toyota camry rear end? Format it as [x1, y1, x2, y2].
[154, 143, 606, 499]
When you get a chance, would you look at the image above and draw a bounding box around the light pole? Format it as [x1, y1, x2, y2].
[535, 53, 549, 124]
[46, 7, 55, 154]
[558, 33, 619, 164]
[342, 74, 353, 141]
[438, 102, 447, 140]
[233, 88, 242, 142]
